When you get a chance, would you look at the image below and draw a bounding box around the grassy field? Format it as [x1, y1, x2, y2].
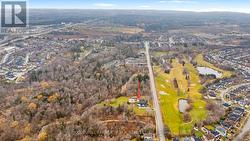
[92, 26, 144, 34]
[152, 51, 169, 57]
[152, 51, 176, 57]
[107, 27, 144, 34]
[195, 54, 232, 78]
[154, 59, 207, 136]
[99, 97, 148, 116]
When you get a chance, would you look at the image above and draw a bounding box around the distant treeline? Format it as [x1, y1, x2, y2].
[29, 9, 250, 32]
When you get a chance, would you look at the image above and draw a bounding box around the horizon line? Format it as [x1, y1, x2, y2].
[28, 8, 250, 14]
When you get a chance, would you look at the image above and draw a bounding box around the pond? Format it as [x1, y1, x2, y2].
[197, 67, 222, 78]
[179, 99, 189, 113]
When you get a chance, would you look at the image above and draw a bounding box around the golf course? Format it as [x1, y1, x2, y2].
[154, 58, 207, 136]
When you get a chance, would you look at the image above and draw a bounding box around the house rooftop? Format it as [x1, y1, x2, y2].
[222, 121, 234, 129]
[216, 126, 227, 137]
[137, 99, 148, 107]
[173, 138, 179, 141]
[234, 107, 244, 113]
[223, 103, 230, 107]
[211, 130, 220, 138]
[144, 133, 153, 141]
[193, 137, 202, 141]
[204, 134, 214, 140]
[228, 113, 241, 122]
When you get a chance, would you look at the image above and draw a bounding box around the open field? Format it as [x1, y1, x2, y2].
[154, 59, 207, 136]
[152, 51, 176, 57]
[152, 51, 170, 57]
[102, 27, 144, 34]
[74, 25, 144, 34]
[99, 97, 149, 116]
[195, 54, 232, 78]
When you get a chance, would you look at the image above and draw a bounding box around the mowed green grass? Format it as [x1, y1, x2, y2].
[102, 97, 128, 107]
[99, 97, 148, 116]
[195, 54, 232, 78]
[154, 59, 207, 136]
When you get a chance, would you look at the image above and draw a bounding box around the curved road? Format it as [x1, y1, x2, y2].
[220, 83, 250, 104]
[145, 41, 166, 141]
[234, 113, 250, 141]
[219, 83, 250, 141]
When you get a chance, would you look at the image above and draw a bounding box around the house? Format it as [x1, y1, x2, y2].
[210, 130, 220, 139]
[201, 127, 210, 134]
[143, 133, 153, 141]
[5, 71, 17, 81]
[128, 97, 138, 104]
[221, 120, 234, 130]
[238, 100, 247, 107]
[137, 99, 148, 108]
[173, 137, 179, 141]
[203, 134, 215, 141]
[234, 107, 245, 113]
[184, 137, 195, 141]
[228, 113, 241, 122]
[246, 101, 250, 108]
[233, 107, 244, 116]
[216, 126, 227, 137]
[193, 137, 202, 141]
[223, 103, 231, 108]
[208, 91, 217, 99]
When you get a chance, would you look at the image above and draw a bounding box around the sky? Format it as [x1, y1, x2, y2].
[29, 0, 250, 13]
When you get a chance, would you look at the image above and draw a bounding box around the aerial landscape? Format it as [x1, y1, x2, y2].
[0, 0, 250, 141]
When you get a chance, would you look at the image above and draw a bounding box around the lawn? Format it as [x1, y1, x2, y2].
[102, 97, 128, 107]
[195, 54, 232, 78]
[154, 59, 207, 136]
[99, 97, 148, 116]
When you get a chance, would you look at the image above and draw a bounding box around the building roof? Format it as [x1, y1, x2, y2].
[221, 120, 233, 129]
[193, 137, 202, 141]
[228, 113, 240, 122]
[173, 138, 179, 141]
[235, 107, 244, 113]
[216, 126, 227, 135]
[211, 130, 220, 137]
[144, 133, 153, 141]
[138, 99, 148, 104]
[223, 103, 230, 107]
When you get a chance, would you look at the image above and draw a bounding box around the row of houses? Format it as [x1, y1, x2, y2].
[206, 78, 234, 92]
[202, 107, 245, 141]
[220, 107, 245, 131]
[173, 136, 202, 141]
[207, 47, 250, 79]
[226, 85, 250, 108]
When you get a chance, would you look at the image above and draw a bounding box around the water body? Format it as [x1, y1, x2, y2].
[197, 67, 222, 78]
[179, 99, 189, 113]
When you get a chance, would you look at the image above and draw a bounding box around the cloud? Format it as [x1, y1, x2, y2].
[93, 3, 116, 7]
[159, 0, 195, 4]
[159, 1, 167, 3]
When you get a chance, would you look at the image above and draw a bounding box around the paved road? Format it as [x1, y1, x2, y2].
[220, 83, 250, 104]
[219, 83, 250, 141]
[0, 24, 73, 48]
[145, 41, 166, 141]
[234, 112, 250, 141]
